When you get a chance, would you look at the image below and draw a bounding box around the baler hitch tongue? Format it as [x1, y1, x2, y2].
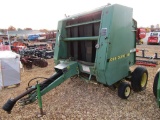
[2, 61, 78, 114]
[2, 87, 36, 114]
[2, 71, 62, 114]
[2, 99, 16, 114]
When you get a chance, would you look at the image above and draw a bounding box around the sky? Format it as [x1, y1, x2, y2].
[0, 0, 159, 30]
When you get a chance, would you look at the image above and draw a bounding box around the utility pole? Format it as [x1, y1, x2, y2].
[7, 30, 11, 50]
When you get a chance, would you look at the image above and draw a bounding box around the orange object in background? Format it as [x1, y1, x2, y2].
[11, 41, 26, 53]
[136, 49, 139, 52]
[12, 41, 25, 47]
[0, 39, 2, 44]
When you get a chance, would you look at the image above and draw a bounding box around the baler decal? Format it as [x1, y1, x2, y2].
[107, 53, 130, 62]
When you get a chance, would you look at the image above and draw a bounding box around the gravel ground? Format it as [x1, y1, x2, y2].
[1, 44, 160, 120]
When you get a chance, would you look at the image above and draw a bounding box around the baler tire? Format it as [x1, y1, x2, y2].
[118, 82, 131, 99]
[153, 72, 159, 98]
[131, 67, 148, 92]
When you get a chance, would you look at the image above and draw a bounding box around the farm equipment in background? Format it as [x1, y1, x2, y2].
[3, 4, 149, 115]
[11, 46, 26, 53]
[46, 31, 56, 39]
[20, 56, 33, 69]
[136, 28, 146, 45]
[136, 60, 157, 67]
[43, 50, 54, 59]
[19, 48, 54, 59]
[11, 41, 26, 53]
[136, 49, 160, 67]
[147, 32, 160, 45]
[27, 44, 47, 50]
[136, 49, 160, 59]
[20, 56, 48, 69]
[153, 70, 160, 107]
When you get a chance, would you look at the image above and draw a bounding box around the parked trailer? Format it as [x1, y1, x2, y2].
[3, 4, 148, 115]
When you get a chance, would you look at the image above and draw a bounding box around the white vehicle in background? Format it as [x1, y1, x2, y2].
[147, 32, 160, 45]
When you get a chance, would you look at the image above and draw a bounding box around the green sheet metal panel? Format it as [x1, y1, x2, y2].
[95, 5, 113, 84]
[96, 4, 135, 85]
[95, 5, 113, 71]
[54, 20, 68, 64]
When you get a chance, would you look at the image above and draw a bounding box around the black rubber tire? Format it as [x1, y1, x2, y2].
[153, 72, 159, 98]
[131, 67, 148, 92]
[118, 82, 131, 99]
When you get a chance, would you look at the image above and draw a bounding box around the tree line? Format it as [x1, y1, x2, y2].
[0, 26, 49, 33]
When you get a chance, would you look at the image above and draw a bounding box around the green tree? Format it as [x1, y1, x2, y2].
[17, 28, 23, 31]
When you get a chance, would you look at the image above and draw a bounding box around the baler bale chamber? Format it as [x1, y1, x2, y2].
[2, 4, 148, 114]
[54, 4, 148, 98]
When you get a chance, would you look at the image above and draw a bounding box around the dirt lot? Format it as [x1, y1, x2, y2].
[1, 44, 160, 120]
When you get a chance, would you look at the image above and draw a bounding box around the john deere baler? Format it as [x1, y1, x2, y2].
[2, 4, 148, 114]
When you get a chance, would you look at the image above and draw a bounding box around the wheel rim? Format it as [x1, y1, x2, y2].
[141, 73, 147, 87]
[125, 86, 131, 97]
